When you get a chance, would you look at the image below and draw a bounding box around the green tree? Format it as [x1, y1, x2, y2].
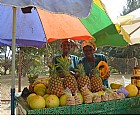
[0, 46, 12, 75]
[122, 0, 140, 15]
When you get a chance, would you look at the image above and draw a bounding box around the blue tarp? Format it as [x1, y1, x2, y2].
[0, 0, 92, 18]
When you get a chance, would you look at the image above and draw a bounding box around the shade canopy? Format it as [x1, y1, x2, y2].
[0, 5, 92, 47]
[0, 0, 92, 18]
[80, 0, 128, 47]
[118, 8, 140, 45]
[37, 8, 92, 43]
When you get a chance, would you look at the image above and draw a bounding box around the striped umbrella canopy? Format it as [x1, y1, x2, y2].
[0, 5, 92, 47]
[80, 0, 128, 47]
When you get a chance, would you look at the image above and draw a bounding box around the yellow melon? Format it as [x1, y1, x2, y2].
[29, 95, 45, 109]
[125, 84, 138, 97]
[26, 93, 36, 105]
[43, 94, 50, 101]
[46, 95, 59, 108]
[59, 94, 68, 106]
[34, 83, 46, 96]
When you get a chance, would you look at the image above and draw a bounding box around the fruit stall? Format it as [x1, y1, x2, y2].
[15, 96, 140, 115]
[15, 57, 140, 115]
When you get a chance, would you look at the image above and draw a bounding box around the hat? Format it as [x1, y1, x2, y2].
[82, 38, 96, 51]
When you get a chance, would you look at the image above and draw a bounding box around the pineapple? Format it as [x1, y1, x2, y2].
[27, 74, 38, 92]
[90, 68, 103, 92]
[48, 64, 64, 97]
[56, 56, 78, 95]
[76, 63, 91, 91]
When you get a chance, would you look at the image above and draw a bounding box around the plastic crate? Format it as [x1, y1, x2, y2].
[15, 96, 140, 115]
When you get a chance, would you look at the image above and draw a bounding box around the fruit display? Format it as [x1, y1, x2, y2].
[24, 78, 139, 110]
[22, 61, 139, 111]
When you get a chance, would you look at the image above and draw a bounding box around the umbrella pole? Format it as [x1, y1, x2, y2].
[11, 7, 16, 115]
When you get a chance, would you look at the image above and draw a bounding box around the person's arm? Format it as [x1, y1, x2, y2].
[70, 55, 80, 79]
[101, 54, 107, 63]
[74, 56, 80, 70]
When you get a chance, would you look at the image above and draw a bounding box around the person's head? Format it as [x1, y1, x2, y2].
[82, 38, 96, 58]
[60, 39, 72, 55]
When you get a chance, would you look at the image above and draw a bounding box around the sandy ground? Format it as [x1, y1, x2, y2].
[0, 74, 132, 115]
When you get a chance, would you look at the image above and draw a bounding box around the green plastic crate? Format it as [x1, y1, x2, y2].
[15, 96, 140, 115]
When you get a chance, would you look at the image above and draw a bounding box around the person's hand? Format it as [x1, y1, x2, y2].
[102, 71, 110, 80]
[89, 69, 95, 79]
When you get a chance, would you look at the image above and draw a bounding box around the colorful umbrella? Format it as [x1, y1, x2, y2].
[79, 0, 128, 47]
[118, 8, 140, 45]
[0, 0, 92, 115]
[0, 0, 92, 18]
[0, 6, 92, 47]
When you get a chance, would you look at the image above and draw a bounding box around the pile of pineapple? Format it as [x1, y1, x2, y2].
[26, 56, 125, 110]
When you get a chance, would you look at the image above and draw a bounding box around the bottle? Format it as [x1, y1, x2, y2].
[134, 65, 140, 77]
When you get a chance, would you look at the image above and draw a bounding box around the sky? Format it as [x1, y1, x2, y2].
[101, 0, 127, 23]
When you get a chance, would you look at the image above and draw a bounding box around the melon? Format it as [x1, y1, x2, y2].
[60, 94, 68, 106]
[125, 84, 138, 97]
[46, 95, 59, 108]
[34, 83, 46, 96]
[43, 94, 50, 100]
[26, 93, 36, 105]
[29, 95, 45, 109]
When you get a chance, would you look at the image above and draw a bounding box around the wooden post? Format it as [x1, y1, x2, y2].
[18, 48, 23, 92]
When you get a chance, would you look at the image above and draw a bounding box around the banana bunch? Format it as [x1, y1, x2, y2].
[110, 83, 123, 89]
